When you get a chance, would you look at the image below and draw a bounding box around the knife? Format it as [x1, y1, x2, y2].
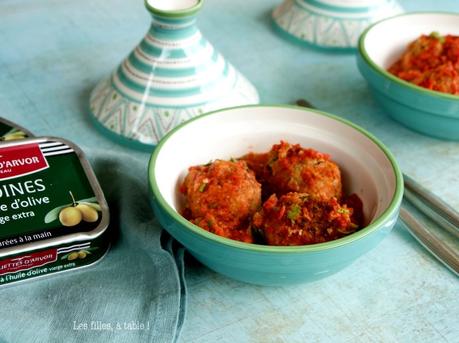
[400, 206, 459, 276]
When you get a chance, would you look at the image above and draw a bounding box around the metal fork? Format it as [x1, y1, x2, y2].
[403, 174, 459, 240]
[400, 180, 459, 276]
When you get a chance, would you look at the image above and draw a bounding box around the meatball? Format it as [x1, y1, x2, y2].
[252, 192, 358, 246]
[390, 34, 444, 75]
[388, 33, 459, 95]
[242, 141, 342, 201]
[420, 62, 459, 94]
[180, 159, 262, 243]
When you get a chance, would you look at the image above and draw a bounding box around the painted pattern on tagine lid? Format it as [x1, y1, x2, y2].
[90, 0, 259, 150]
[272, 0, 403, 50]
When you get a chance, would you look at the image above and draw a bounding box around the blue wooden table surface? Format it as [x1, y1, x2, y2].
[1, 0, 458, 342]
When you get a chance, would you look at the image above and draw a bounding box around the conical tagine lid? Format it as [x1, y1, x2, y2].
[273, 0, 403, 49]
[90, 0, 259, 150]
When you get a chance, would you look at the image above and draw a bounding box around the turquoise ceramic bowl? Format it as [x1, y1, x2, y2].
[357, 12, 459, 140]
[148, 105, 403, 286]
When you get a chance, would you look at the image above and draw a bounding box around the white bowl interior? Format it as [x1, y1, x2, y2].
[147, 0, 199, 11]
[154, 107, 397, 227]
[363, 13, 459, 69]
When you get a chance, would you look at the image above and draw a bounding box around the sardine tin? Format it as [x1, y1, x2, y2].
[0, 136, 110, 286]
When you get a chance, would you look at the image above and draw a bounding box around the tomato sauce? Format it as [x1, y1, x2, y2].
[180, 142, 364, 246]
[388, 33, 459, 95]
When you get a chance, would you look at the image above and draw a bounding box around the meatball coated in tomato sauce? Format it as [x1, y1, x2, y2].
[242, 141, 342, 201]
[179, 142, 364, 245]
[252, 192, 358, 246]
[180, 160, 262, 243]
[388, 33, 459, 95]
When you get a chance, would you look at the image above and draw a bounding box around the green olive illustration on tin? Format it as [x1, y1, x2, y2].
[0, 128, 27, 141]
[61, 248, 96, 261]
[59, 206, 82, 227]
[44, 192, 102, 226]
[67, 252, 79, 261]
[75, 204, 99, 223]
[78, 250, 87, 259]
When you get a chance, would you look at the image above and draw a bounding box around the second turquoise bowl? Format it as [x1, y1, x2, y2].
[357, 12, 459, 140]
[148, 105, 403, 286]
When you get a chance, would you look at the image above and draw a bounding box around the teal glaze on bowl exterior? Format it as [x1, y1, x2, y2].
[150, 198, 398, 285]
[357, 12, 459, 140]
[272, 0, 402, 50]
[89, 0, 259, 149]
[148, 105, 404, 286]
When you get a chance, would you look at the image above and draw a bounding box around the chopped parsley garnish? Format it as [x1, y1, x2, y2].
[337, 208, 350, 215]
[430, 31, 445, 43]
[198, 183, 207, 192]
[287, 204, 301, 222]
